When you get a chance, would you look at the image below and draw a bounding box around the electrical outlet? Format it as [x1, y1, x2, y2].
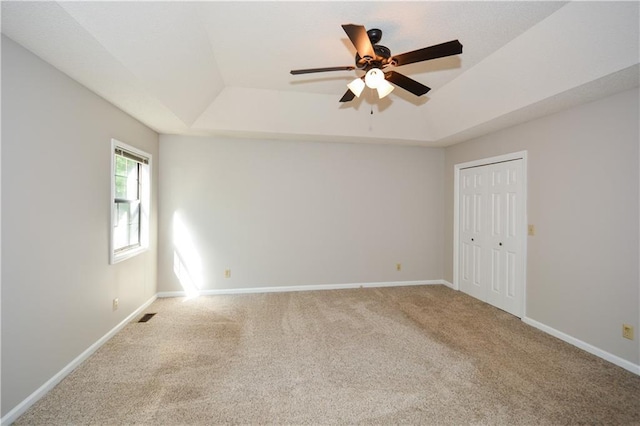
[396, 263, 402, 272]
[224, 269, 231, 278]
[528, 224, 535, 236]
[622, 324, 634, 340]
[113, 298, 119, 311]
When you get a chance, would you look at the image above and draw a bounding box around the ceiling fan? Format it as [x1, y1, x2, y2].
[290, 24, 463, 102]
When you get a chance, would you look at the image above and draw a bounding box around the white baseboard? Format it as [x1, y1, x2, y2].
[441, 279, 455, 289]
[522, 316, 640, 375]
[157, 279, 448, 298]
[1, 295, 158, 426]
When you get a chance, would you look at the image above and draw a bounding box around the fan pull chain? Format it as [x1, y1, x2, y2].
[368, 90, 374, 131]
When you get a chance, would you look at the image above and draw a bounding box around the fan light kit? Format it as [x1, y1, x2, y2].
[347, 68, 394, 99]
[346, 77, 365, 97]
[291, 24, 463, 103]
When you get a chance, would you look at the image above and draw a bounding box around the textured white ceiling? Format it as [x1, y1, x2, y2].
[2, 1, 638, 146]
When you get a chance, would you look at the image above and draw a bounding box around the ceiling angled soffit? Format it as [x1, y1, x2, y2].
[191, 87, 435, 145]
[0, 1, 189, 134]
[424, 1, 640, 142]
[436, 64, 640, 147]
[56, 1, 225, 128]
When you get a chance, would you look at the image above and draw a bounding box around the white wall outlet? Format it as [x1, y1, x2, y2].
[528, 224, 535, 236]
[113, 298, 119, 311]
[622, 324, 634, 340]
[224, 269, 231, 278]
[396, 263, 402, 271]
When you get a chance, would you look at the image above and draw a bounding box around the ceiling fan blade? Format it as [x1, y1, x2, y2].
[291, 66, 355, 75]
[342, 24, 375, 59]
[391, 40, 463, 67]
[385, 71, 431, 96]
[339, 89, 356, 103]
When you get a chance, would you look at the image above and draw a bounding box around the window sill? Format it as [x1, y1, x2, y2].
[111, 245, 148, 265]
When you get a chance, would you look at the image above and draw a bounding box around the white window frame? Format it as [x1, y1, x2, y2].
[110, 138, 151, 264]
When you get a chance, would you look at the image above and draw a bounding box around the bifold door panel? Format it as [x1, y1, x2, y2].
[459, 159, 524, 317]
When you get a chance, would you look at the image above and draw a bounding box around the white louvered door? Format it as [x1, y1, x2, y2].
[458, 159, 524, 317]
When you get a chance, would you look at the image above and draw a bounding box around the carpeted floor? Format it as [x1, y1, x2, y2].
[15, 285, 640, 425]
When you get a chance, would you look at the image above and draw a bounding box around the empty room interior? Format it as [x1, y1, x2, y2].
[1, 1, 639, 424]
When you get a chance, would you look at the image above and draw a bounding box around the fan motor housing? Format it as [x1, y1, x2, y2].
[355, 44, 392, 70]
[367, 28, 382, 44]
[354, 28, 392, 70]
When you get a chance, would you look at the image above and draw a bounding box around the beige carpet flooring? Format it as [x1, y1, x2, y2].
[15, 285, 640, 425]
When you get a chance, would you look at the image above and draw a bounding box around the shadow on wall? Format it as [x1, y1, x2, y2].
[173, 211, 203, 299]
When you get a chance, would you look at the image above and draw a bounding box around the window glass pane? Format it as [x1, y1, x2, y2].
[115, 155, 128, 176]
[114, 201, 141, 251]
[129, 201, 140, 225]
[128, 222, 140, 246]
[114, 203, 128, 251]
[126, 158, 137, 176]
[114, 156, 139, 201]
[115, 176, 128, 199]
[126, 161, 139, 200]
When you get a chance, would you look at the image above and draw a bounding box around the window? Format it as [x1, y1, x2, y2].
[110, 139, 151, 264]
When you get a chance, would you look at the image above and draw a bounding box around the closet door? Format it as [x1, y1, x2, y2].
[459, 167, 487, 302]
[485, 161, 524, 317]
[458, 159, 524, 317]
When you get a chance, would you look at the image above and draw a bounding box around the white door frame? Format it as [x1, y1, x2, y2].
[453, 151, 528, 317]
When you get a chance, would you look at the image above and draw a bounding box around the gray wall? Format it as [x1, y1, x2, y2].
[158, 136, 444, 291]
[444, 88, 639, 364]
[1, 36, 159, 416]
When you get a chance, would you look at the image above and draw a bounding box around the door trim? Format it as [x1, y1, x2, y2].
[453, 151, 528, 317]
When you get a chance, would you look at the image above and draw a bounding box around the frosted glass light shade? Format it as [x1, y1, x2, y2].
[376, 79, 394, 99]
[347, 78, 365, 97]
[364, 68, 384, 89]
